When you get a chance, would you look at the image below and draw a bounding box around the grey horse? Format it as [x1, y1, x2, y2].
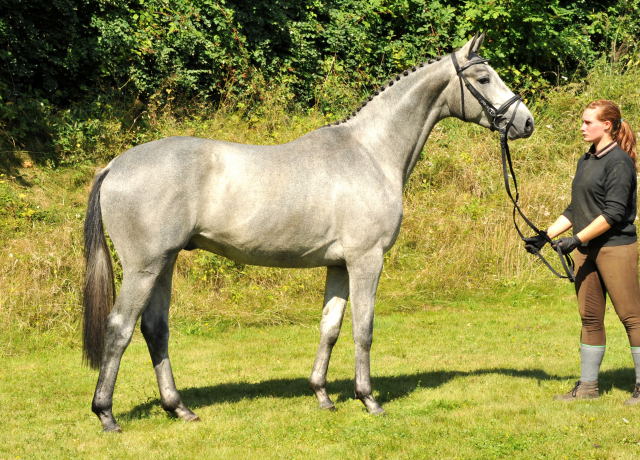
[83, 34, 534, 432]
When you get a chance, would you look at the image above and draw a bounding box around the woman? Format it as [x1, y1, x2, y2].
[524, 99, 640, 403]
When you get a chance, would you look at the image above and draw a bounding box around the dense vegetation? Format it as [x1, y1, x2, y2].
[1, 0, 639, 166]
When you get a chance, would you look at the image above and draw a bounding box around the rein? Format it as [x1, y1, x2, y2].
[452, 52, 576, 282]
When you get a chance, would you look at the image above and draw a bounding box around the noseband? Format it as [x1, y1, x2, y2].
[451, 52, 575, 282]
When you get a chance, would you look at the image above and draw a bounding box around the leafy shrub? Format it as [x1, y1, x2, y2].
[1, 0, 640, 164]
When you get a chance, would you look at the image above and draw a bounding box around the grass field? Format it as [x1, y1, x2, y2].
[3, 286, 640, 459]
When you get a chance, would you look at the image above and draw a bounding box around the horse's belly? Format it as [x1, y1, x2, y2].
[188, 234, 345, 268]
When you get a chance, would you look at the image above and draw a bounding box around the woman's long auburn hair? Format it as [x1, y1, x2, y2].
[586, 99, 637, 164]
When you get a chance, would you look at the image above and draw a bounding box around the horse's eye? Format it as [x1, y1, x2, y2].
[478, 77, 490, 85]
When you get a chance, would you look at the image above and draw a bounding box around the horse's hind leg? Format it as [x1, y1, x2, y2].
[309, 266, 349, 410]
[141, 256, 199, 422]
[91, 261, 169, 432]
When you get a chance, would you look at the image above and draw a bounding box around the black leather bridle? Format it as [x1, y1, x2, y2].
[452, 51, 575, 282]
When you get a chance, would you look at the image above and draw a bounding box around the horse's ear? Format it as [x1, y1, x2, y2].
[458, 33, 484, 59]
[469, 32, 485, 56]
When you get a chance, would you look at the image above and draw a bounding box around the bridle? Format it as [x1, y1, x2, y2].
[451, 52, 521, 132]
[451, 51, 575, 282]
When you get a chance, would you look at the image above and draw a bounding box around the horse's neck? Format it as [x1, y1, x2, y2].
[345, 58, 452, 186]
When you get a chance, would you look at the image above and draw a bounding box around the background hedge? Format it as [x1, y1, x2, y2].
[1, 0, 639, 164]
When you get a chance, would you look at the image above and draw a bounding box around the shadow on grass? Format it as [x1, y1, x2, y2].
[122, 367, 583, 421]
[598, 368, 636, 394]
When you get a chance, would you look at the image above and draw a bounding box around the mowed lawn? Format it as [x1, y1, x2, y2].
[3, 289, 640, 459]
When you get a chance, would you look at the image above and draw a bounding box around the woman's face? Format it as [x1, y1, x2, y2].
[581, 108, 611, 144]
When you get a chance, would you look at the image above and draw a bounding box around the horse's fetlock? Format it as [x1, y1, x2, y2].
[92, 399, 112, 416]
[161, 395, 182, 413]
[309, 377, 325, 392]
[354, 387, 372, 401]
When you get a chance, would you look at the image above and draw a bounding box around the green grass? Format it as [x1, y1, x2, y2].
[3, 292, 640, 459]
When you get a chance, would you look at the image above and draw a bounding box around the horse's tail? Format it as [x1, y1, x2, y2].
[82, 166, 114, 369]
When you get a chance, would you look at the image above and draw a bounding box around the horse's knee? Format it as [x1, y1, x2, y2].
[321, 325, 341, 346]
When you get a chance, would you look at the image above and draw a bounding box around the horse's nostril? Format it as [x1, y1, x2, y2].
[525, 117, 534, 132]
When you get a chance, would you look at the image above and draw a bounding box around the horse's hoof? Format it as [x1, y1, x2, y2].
[184, 413, 200, 422]
[96, 410, 122, 433]
[358, 395, 385, 415]
[319, 402, 336, 411]
[102, 423, 122, 433]
[171, 405, 200, 422]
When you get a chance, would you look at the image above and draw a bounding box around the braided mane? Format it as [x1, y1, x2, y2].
[323, 54, 447, 128]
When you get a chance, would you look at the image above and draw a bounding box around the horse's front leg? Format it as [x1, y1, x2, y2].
[309, 266, 349, 410]
[347, 249, 384, 415]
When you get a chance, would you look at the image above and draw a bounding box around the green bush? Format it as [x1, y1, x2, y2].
[1, 0, 639, 165]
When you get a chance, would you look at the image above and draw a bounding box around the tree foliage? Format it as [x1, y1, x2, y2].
[1, 0, 639, 162]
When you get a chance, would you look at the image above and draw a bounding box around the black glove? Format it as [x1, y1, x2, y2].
[523, 232, 548, 254]
[552, 235, 581, 255]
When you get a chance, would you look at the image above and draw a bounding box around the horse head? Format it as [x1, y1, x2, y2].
[446, 33, 534, 140]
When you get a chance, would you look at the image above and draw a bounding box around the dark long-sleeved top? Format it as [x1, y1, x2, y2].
[562, 143, 637, 247]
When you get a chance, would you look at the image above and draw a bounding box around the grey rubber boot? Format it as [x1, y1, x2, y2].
[554, 381, 599, 401]
[624, 384, 640, 406]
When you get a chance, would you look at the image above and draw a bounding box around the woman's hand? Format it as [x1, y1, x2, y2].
[552, 235, 582, 255]
[523, 233, 548, 254]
